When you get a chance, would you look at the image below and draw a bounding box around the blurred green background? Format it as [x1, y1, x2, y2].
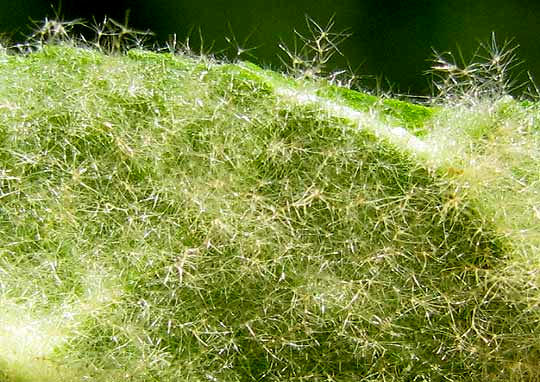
[1, 0, 539, 96]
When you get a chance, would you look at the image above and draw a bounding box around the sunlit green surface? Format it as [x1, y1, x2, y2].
[1, 37, 540, 381]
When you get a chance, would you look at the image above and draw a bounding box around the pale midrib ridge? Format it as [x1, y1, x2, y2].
[273, 86, 434, 157]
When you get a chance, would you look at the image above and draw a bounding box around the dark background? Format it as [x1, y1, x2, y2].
[1, 0, 539, 96]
